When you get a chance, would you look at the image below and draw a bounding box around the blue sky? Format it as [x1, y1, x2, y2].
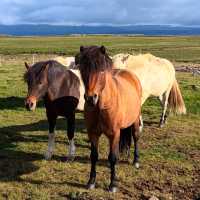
[0, 0, 199, 26]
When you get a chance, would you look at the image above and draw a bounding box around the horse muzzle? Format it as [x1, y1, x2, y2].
[25, 96, 37, 111]
[84, 94, 98, 106]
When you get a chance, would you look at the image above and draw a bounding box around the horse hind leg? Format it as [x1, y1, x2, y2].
[132, 117, 140, 169]
[119, 126, 132, 161]
[139, 115, 143, 133]
[159, 90, 170, 128]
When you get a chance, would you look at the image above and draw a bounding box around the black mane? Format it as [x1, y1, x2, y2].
[78, 46, 113, 86]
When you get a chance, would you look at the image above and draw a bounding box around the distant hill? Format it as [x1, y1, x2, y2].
[0, 24, 200, 36]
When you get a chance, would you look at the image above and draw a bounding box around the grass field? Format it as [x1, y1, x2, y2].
[0, 36, 200, 200]
[1, 35, 200, 63]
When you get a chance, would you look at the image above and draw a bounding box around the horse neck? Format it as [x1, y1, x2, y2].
[99, 72, 118, 110]
[46, 67, 65, 100]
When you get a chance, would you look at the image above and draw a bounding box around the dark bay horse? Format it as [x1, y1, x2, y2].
[24, 60, 80, 160]
[78, 46, 142, 192]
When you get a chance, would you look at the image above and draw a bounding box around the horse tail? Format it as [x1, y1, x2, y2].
[168, 79, 186, 114]
[119, 126, 132, 155]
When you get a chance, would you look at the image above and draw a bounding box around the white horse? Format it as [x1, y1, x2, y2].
[53, 56, 77, 69]
[112, 53, 186, 127]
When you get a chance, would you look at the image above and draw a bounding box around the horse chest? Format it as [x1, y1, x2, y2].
[97, 110, 119, 135]
[44, 96, 78, 117]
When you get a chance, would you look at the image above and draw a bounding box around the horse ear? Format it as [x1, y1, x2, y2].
[80, 46, 84, 52]
[25, 62, 30, 70]
[75, 53, 80, 65]
[100, 46, 106, 54]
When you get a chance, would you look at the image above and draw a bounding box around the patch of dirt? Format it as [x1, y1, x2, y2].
[174, 63, 200, 75]
[175, 66, 200, 76]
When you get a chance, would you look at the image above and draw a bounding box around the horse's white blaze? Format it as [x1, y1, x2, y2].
[68, 139, 76, 157]
[45, 132, 55, 160]
[30, 101, 36, 111]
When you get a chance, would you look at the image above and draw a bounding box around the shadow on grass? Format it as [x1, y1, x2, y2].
[143, 120, 159, 127]
[0, 150, 41, 182]
[18, 178, 87, 190]
[0, 118, 86, 145]
[0, 117, 87, 182]
[0, 96, 44, 110]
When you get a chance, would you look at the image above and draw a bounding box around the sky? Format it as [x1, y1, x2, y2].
[0, 0, 199, 26]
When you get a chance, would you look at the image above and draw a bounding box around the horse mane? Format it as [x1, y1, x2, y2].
[24, 60, 66, 83]
[79, 46, 113, 86]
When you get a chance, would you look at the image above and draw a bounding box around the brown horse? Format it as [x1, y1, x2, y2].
[78, 46, 142, 192]
[24, 60, 80, 160]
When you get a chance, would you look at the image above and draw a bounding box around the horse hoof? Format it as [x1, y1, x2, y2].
[128, 158, 132, 164]
[134, 162, 140, 169]
[109, 186, 117, 193]
[44, 152, 52, 160]
[159, 123, 164, 128]
[65, 155, 75, 162]
[87, 183, 95, 190]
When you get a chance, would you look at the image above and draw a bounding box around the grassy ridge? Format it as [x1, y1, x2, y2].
[0, 36, 199, 199]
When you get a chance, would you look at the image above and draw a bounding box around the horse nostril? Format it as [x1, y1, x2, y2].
[30, 102, 34, 108]
[25, 104, 29, 110]
[92, 94, 98, 103]
[84, 94, 87, 101]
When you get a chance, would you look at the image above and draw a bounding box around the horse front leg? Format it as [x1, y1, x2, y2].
[108, 130, 120, 193]
[45, 117, 57, 160]
[66, 112, 76, 161]
[87, 133, 101, 190]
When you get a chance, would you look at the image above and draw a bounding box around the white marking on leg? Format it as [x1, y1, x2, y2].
[45, 132, 55, 160]
[68, 139, 76, 157]
[134, 162, 140, 169]
[139, 115, 143, 133]
[160, 90, 170, 127]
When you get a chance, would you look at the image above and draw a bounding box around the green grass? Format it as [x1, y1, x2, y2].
[1, 35, 200, 62]
[0, 36, 200, 199]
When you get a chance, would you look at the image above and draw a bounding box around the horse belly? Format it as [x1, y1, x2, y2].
[46, 97, 78, 117]
[118, 85, 141, 129]
[134, 66, 174, 97]
[148, 71, 174, 96]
